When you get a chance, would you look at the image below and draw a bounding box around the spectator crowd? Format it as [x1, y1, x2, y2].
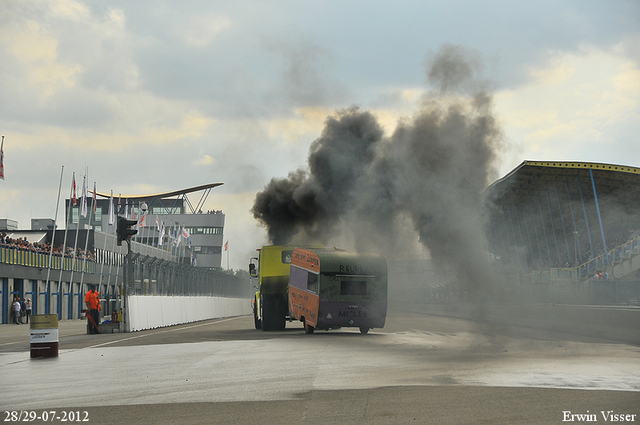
[0, 233, 95, 261]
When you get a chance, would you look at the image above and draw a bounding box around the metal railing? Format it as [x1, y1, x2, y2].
[0, 245, 95, 273]
[526, 236, 640, 283]
[125, 253, 249, 299]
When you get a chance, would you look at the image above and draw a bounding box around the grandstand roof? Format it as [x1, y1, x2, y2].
[93, 183, 224, 200]
[485, 161, 640, 208]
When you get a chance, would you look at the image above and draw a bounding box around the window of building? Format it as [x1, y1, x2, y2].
[184, 226, 223, 235]
[193, 246, 221, 255]
[152, 207, 182, 215]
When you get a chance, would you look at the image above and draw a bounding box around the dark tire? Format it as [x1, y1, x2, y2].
[359, 327, 370, 334]
[303, 318, 315, 334]
[253, 296, 262, 330]
[273, 293, 287, 331]
[261, 293, 274, 331]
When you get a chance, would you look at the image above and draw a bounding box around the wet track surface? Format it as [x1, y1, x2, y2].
[1, 310, 638, 424]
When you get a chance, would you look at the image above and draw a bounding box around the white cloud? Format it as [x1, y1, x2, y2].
[494, 45, 640, 174]
[261, 107, 329, 145]
[194, 154, 216, 165]
[177, 13, 233, 48]
[0, 18, 82, 98]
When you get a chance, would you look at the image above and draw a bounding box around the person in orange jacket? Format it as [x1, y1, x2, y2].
[84, 285, 101, 334]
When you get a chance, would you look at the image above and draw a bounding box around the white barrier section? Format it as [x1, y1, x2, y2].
[128, 296, 250, 332]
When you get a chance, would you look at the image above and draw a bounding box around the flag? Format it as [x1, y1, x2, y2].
[93, 182, 97, 213]
[125, 200, 129, 219]
[224, 241, 228, 251]
[80, 177, 88, 218]
[72, 173, 77, 205]
[0, 135, 4, 180]
[158, 221, 165, 246]
[156, 216, 161, 232]
[138, 213, 146, 232]
[176, 226, 183, 247]
[108, 191, 115, 225]
[182, 227, 191, 246]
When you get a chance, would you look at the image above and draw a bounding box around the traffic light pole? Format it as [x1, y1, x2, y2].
[117, 215, 137, 332]
[122, 239, 133, 332]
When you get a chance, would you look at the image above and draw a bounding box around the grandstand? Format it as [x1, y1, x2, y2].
[485, 161, 640, 305]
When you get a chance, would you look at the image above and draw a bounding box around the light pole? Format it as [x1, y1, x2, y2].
[574, 230, 580, 267]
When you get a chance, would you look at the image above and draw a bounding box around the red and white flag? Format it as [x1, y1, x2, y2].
[139, 213, 146, 228]
[72, 172, 77, 205]
[0, 135, 5, 180]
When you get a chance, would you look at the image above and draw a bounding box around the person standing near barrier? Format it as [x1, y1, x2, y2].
[12, 298, 21, 324]
[84, 285, 101, 334]
[24, 298, 32, 324]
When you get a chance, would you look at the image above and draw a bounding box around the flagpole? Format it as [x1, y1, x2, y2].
[140, 210, 149, 256]
[182, 229, 186, 266]
[56, 172, 74, 296]
[143, 213, 148, 255]
[79, 181, 97, 306]
[69, 175, 86, 290]
[99, 189, 114, 293]
[105, 191, 115, 292]
[45, 166, 64, 292]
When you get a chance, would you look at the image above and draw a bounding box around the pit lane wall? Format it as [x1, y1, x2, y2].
[127, 295, 251, 331]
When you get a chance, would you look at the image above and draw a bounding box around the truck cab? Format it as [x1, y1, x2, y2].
[250, 244, 322, 331]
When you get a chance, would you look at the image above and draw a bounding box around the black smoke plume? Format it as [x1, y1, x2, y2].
[252, 44, 503, 295]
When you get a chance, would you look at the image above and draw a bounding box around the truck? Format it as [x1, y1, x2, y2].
[249, 244, 322, 331]
[288, 247, 387, 334]
[249, 245, 387, 334]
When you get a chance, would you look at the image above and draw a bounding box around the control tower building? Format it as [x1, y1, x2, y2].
[65, 183, 225, 269]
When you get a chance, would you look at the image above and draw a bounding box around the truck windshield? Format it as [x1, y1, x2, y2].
[281, 250, 293, 264]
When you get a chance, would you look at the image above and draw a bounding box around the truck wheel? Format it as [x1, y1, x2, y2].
[253, 296, 262, 330]
[261, 293, 274, 331]
[359, 327, 369, 334]
[273, 294, 287, 331]
[303, 318, 314, 334]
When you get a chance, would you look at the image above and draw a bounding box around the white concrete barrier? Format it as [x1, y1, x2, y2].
[127, 295, 250, 332]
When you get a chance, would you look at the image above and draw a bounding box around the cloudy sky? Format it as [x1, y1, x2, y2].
[1, 0, 639, 269]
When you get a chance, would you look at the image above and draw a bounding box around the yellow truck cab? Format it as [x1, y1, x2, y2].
[249, 244, 322, 331]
